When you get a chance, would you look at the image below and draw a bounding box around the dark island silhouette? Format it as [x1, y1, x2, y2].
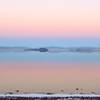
[24, 48, 48, 52]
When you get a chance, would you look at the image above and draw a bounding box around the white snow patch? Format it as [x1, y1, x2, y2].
[0, 94, 100, 98]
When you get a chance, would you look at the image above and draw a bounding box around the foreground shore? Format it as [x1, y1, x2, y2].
[0, 94, 100, 100]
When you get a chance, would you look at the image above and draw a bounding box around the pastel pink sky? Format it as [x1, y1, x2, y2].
[0, 0, 100, 37]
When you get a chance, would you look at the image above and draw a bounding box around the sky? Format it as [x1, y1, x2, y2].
[0, 0, 100, 38]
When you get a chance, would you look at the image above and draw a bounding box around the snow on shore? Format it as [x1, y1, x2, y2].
[0, 94, 100, 98]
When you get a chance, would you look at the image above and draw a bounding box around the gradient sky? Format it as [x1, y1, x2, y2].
[0, 0, 100, 94]
[0, 0, 100, 37]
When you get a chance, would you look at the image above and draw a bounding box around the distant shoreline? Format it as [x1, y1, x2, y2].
[0, 47, 100, 53]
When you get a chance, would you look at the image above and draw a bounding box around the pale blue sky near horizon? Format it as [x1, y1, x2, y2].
[0, 37, 100, 48]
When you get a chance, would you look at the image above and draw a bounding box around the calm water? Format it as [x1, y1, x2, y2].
[0, 38, 100, 94]
[0, 51, 100, 94]
[0, 51, 100, 62]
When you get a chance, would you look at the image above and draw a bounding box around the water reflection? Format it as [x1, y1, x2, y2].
[0, 61, 100, 94]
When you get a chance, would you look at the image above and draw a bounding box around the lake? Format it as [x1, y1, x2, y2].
[0, 50, 100, 94]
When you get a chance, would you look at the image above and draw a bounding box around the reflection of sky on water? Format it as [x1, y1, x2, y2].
[0, 52, 100, 62]
[0, 61, 100, 93]
[0, 38, 100, 93]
